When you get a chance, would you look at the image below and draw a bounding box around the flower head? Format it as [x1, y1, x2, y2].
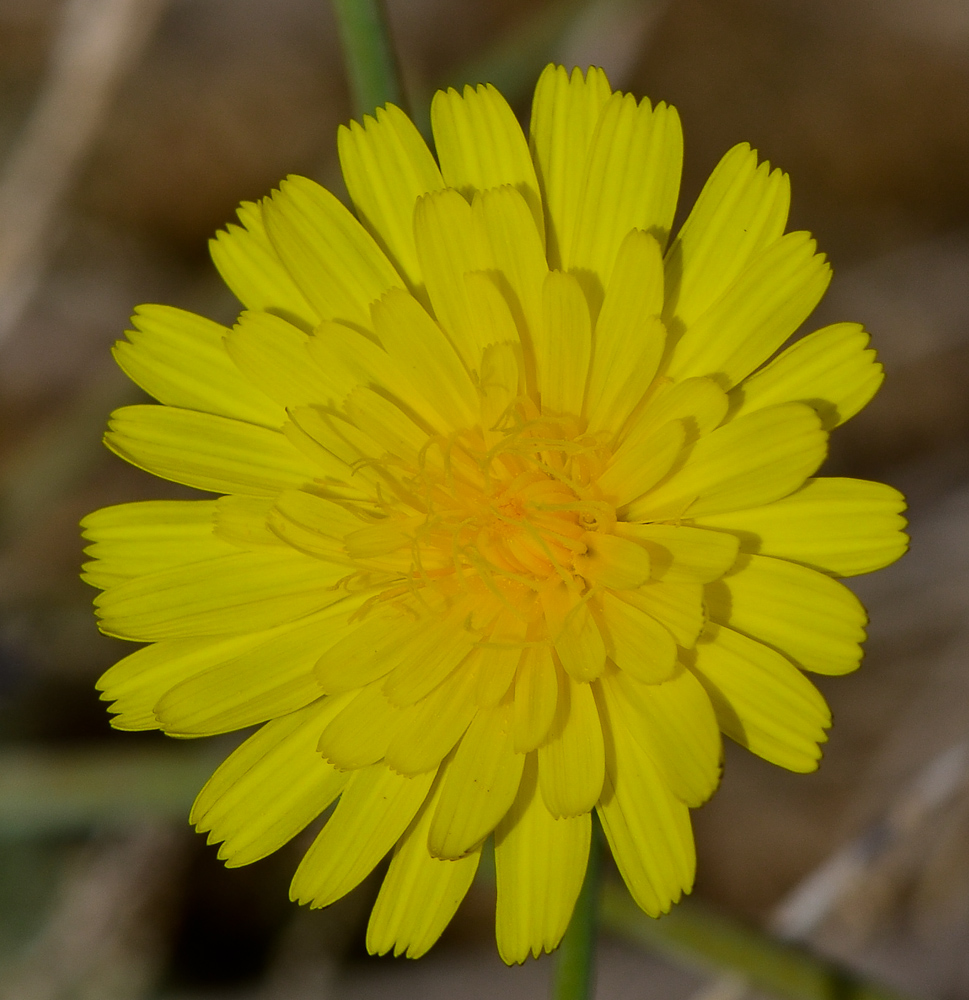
[83, 65, 907, 963]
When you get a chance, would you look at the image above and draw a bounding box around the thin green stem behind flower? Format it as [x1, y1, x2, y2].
[553, 823, 602, 1000]
[331, 0, 404, 116]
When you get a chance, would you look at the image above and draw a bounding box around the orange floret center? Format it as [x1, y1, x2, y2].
[364, 406, 616, 598]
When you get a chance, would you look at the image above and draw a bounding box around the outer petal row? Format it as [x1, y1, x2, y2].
[529, 64, 682, 295]
[191, 697, 350, 866]
[113, 305, 283, 429]
[338, 103, 445, 298]
[209, 200, 319, 329]
[691, 477, 908, 576]
[690, 624, 831, 772]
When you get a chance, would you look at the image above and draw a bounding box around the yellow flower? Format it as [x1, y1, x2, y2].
[83, 65, 907, 963]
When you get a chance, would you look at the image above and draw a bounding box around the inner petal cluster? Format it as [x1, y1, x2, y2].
[333, 403, 623, 651]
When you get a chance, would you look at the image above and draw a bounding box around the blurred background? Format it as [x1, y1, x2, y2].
[0, 0, 967, 997]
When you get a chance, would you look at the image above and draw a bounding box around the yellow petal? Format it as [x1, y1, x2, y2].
[431, 82, 543, 243]
[412, 189, 490, 370]
[602, 375, 730, 505]
[342, 519, 419, 572]
[284, 408, 378, 490]
[381, 611, 477, 708]
[512, 645, 559, 752]
[154, 606, 358, 735]
[622, 375, 729, 444]
[113, 305, 282, 428]
[597, 590, 678, 683]
[598, 417, 686, 507]
[344, 386, 430, 464]
[314, 610, 424, 694]
[541, 584, 607, 682]
[479, 339, 523, 439]
[615, 523, 740, 583]
[575, 532, 651, 591]
[539, 269, 591, 416]
[367, 767, 481, 958]
[595, 682, 695, 915]
[473, 640, 524, 708]
[209, 199, 319, 329]
[664, 144, 789, 329]
[495, 754, 590, 963]
[318, 680, 404, 769]
[664, 231, 831, 387]
[304, 319, 423, 414]
[633, 402, 827, 521]
[96, 633, 275, 731]
[262, 175, 403, 329]
[267, 489, 361, 563]
[689, 624, 830, 772]
[279, 416, 377, 500]
[621, 579, 704, 649]
[599, 664, 721, 807]
[731, 322, 883, 428]
[584, 230, 665, 433]
[105, 405, 315, 497]
[529, 64, 613, 268]
[310, 320, 456, 450]
[690, 477, 907, 577]
[291, 763, 435, 908]
[81, 500, 229, 590]
[705, 554, 867, 675]
[370, 287, 479, 430]
[191, 697, 350, 866]
[384, 663, 479, 775]
[568, 92, 682, 283]
[95, 548, 348, 641]
[224, 311, 335, 409]
[428, 701, 525, 859]
[472, 185, 548, 392]
[537, 674, 604, 817]
[338, 103, 445, 297]
[468, 272, 523, 356]
[213, 496, 281, 548]
[279, 407, 408, 500]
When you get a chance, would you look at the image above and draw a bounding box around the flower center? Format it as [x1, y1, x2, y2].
[391, 409, 616, 597]
[467, 470, 586, 578]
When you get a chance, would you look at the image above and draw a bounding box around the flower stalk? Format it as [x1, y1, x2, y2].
[553, 824, 602, 1000]
[330, 0, 404, 116]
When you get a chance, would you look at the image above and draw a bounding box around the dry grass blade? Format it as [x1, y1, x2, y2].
[0, 0, 169, 343]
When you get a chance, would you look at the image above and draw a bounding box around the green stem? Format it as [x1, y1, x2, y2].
[553, 824, 602, 1000]
[600, 886, 914, 1000]
[330, 0, 404, 117]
